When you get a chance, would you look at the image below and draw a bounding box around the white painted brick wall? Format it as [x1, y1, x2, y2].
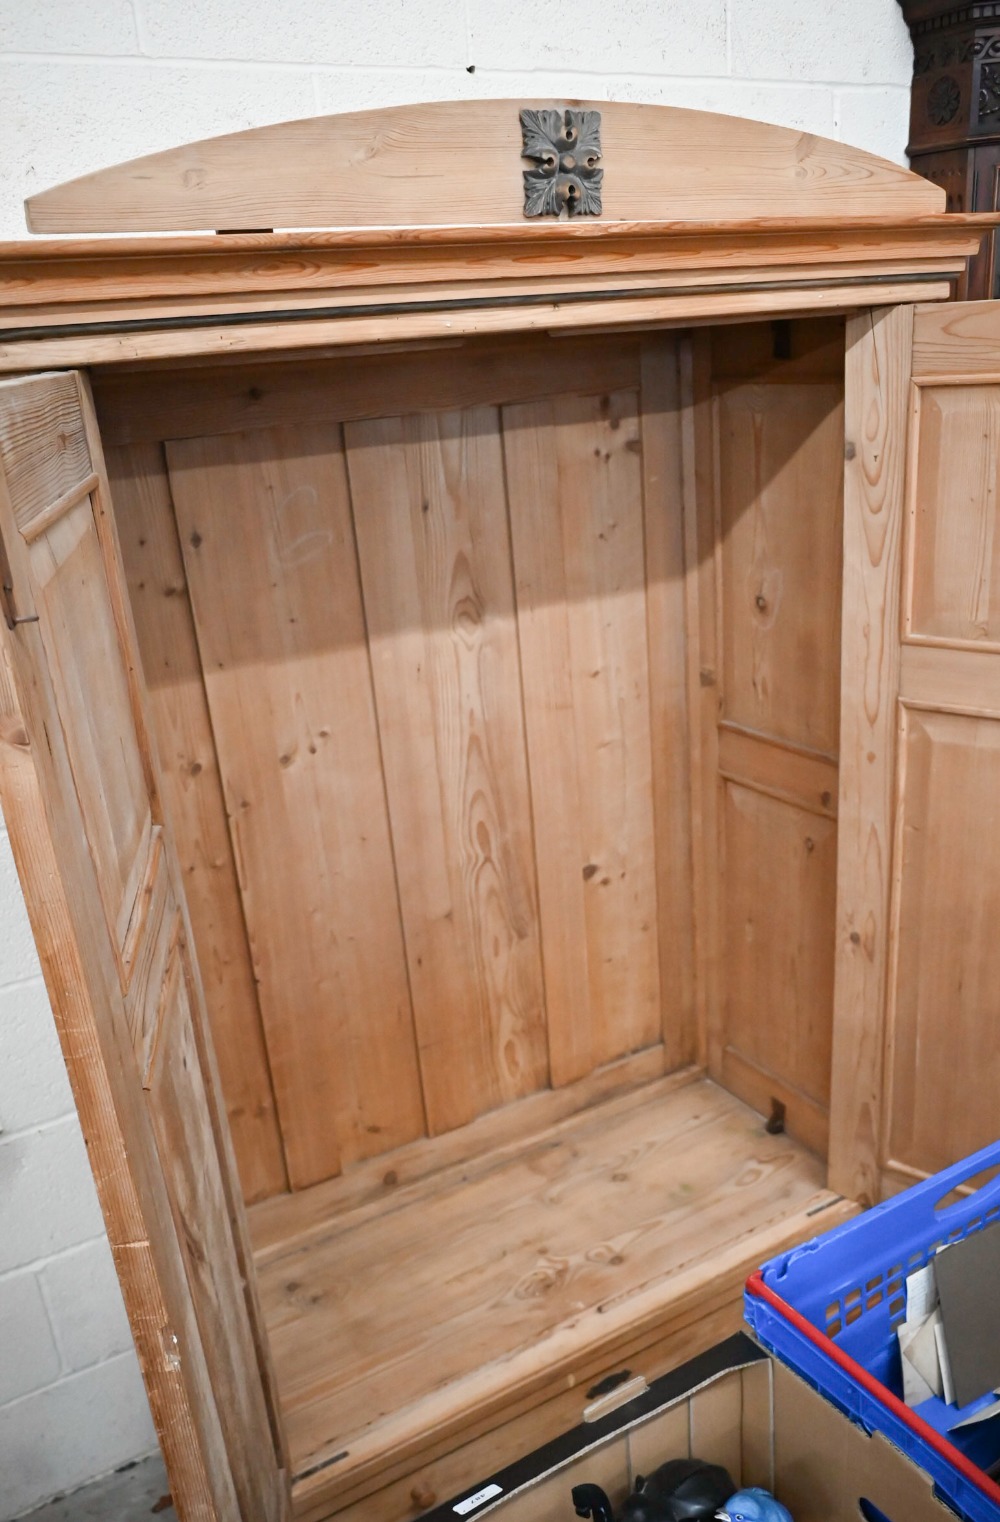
[0, 1, 913, 1514]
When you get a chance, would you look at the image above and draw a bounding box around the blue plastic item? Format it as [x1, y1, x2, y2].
[745, 1139, 1000, 1522]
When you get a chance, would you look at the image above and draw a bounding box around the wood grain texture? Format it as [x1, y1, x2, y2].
[107, 439, 287, 1203]
[0, 371, 93, 536]
[0, 262, 959, 341]
[80, 373, 291, 1494]
[886, 709, 1000, 1175]
[691, 331, 844, 1158]
[719, 1048, 830, 1162]
[94, 337, 641, 450]
[721, 782, 837, 1120]
[907, 384, 1000, 645]
[24, 100, 944, 234]
[320, 1298, 742, 1522]
[254, 1076, 848, 1511]
[913, 297, 1000, 376]
[901, 640, 1000, 715]
[347, 406, 549, 1134]
[718, 725, 838, 818]
[250, 1050, 684, 1263]
[504, 387, 661, 1084]
[167, 424, 425, 1190]
[0, 644, 228, 1522]
[880, 310, 1000, 1183]
[0, 278, 958, 375]
[682, 333, 720, 1076]
[0, 216, 987, 283]
[828, 307, 912, 1206]
[121, 832, 174, 1079]
[0, 373, 288, 1520]
[710, 318, 846, 384]
[640, 337, 697, 1068]
[148, 937, 289, 1520]
[27, 490, 155, 958]
[717, 381, 844, 754]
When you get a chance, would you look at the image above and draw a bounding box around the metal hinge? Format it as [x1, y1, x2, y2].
[0, 524, 38, 630]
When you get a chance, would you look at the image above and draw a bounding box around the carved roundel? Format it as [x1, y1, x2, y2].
[928, 74, 961, 127]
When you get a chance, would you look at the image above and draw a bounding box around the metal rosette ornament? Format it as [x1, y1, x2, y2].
[520, 108, 603, 217]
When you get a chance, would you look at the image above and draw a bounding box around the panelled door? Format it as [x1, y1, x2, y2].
[0, 372, 289, 1522]
[832, 301, 1000, 1208]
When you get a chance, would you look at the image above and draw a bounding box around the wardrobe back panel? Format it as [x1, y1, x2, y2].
[344, 407, 549, 1135]
[97, 334, 697, 1198]
[166, 426, 428, 1191]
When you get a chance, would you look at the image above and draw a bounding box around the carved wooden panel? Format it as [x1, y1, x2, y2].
[900, 1, 1000, 297]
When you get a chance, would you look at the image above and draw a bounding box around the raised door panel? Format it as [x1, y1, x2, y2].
[906, 385, 1000, 646]
[148, 931, 287, 1517]
[888, 357, 1000, 1179]
[16, 455, 155, 967]
[833, 303, 1000, 1201]
[886, 709, 1000, 1174]
[0, 372, 287, 1521]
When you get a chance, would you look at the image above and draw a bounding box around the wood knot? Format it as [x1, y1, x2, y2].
[0, 718, 29, 750]
[516, 1257, 569, 1299]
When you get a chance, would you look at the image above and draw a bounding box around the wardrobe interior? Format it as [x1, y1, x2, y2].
[91, 313, 849, 1503]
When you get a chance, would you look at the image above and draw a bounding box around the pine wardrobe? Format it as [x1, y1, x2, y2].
[0, 100, 997, 1522]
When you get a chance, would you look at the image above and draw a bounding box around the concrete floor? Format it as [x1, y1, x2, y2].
[15, 1454, 171, 1521]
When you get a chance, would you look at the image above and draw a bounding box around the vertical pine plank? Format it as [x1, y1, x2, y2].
[167, 425, 425, 1189]
[682, 335, 722, 1075]
[829, 307, 911, 1205]
[346, 407, 549, 1134]
[504, 388, 661, 1086]
[108, 441, 288, 1203]
[640, 337, 696, 1069]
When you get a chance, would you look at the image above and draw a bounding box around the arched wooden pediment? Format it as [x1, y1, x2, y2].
[25, 98, 944, 235]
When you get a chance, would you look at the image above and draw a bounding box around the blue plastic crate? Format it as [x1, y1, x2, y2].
[745, 1140, 1000, 1522]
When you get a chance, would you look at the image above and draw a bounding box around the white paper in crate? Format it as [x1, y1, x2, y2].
[897, 1262, 956, 1407]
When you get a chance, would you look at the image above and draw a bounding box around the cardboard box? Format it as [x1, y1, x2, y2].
[420, 1334, 959, 1522]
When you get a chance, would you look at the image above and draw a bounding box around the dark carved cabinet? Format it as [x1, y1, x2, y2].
[899, 0, 1000, 296]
